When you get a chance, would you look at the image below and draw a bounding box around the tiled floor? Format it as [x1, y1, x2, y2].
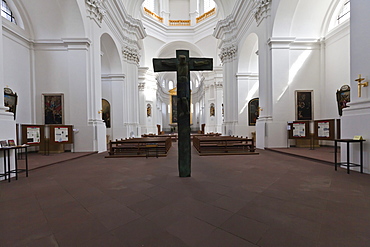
[1, 145, 370, 246]
[266, 146, 337, 164]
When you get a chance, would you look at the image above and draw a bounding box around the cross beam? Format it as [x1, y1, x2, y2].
[153, 50, 213, 177]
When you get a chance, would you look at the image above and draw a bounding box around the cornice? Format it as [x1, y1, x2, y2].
[103, 0, 146, 43]
[32, 38, 92, 51]
[101, 74, 125, 80]
[213, 0, 271, 45]
[268, 37, 321, 50]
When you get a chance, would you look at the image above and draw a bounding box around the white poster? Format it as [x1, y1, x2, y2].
[318, 121, 330, 138]
[293, 122, 306, 137]
[55, 127, 69, 142]
[27, 127, 41, 143]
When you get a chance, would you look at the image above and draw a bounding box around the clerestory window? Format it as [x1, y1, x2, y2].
[143, 0, 159, 15]
[204, 0, 216, 13]
[1, 0, 16, 24]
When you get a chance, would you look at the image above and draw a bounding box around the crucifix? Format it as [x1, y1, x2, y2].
[153, 50, 213, 177]
[355, 74, 368, 97]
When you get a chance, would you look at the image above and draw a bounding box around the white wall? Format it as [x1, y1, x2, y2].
[2, 29, 32, 125]
[235, 74, 258, 138]
[169, 0, 190, 20]
[324, 22, 350, 120]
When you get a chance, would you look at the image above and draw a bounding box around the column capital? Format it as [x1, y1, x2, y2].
[122, 46, 140, 65]
[219, 44, 238, 64]
[138, 82, 145, 91]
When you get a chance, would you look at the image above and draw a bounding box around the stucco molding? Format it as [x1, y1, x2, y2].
[122, 46, 140, 64]
[219, 44, 238, 64]
[253, 0, 272, 26]
[86, 0, 106, 26]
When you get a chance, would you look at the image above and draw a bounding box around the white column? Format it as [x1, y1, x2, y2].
[160, 0, 170, 25]
[87, 35, 106, 152]
[121, 44, 141, 138]
[0, 16, 16, 180]
[341, 1, 370, 173]
[220, 44, 238, 136]
[215, 82, 223, 133]
[189, 0, 199, 26]
[255, 3, 275, 149]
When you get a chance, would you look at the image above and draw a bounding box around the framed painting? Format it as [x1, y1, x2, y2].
[296, 90, 313, 121]
[4, 87, 18, 120]
[210, 103, 215, 117]
[248, 98, 259, 126]
[336, 85, 350, 116]
[102, 99, 111, 128]
[147, 103, 152, 117]
[43, 94, 63, 124]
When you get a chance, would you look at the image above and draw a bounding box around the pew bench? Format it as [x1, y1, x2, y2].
[193, 136, 257, 156]
[106, 137, 171, 158]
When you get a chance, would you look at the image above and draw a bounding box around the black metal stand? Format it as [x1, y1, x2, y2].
[334, 139, 365, 174]
[1, 145, 29, 182]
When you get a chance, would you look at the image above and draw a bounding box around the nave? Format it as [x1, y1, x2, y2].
[1, 146, 370, 246]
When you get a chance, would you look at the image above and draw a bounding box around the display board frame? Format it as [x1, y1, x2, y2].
[288, 121, 310, 139]
[49, 125, 74, 144]
[21, 125, 45, 146]
[314, 119, 335, 140]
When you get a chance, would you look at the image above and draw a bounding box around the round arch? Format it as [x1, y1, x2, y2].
[238, 33, 259, 73]
[155, 41, 204, 91]
[272, 0, 338, 38]
[100, 33, 123, 74]
[156, 41, 203, 58]
[15, 0, 86, 39]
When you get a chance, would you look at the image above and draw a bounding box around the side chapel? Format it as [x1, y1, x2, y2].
[1, 0, 370, 172]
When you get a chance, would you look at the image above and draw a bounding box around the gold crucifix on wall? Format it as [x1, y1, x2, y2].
[355, 74, 368, 97]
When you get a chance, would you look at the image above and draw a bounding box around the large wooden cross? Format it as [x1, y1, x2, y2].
[153, 50, 213, 177]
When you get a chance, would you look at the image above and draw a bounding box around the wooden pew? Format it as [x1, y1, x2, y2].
[193, 136, 258, 156]
[106, 137, 172, 158]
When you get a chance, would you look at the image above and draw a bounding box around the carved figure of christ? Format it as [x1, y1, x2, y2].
[153, 50, 213, 177]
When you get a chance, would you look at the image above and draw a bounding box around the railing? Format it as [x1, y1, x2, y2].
[196, 8, 216, 23]
[144, 7, 163, 23]
[169, 20, 191, 26]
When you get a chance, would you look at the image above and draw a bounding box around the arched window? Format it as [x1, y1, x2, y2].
[1, 0, 16, 24]
[337, 0, 350, 25]
[169, 80, 174, 90]
[328, 0, 350, 31]
[204, 0, 216, 13]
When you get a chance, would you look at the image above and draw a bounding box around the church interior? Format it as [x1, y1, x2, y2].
[1, 0, 370, 246]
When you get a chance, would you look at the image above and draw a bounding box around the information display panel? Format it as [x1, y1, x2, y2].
[49, 125, 74, 144]
[21, 125, 45, 146]
[288, 121, 310, 139]
[314, 119, 335, 140]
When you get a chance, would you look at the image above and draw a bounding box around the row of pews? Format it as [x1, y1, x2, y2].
[193, 136, 257, 156]
[106, 137, 172, 158]
[141, 132, 222, 142]
[106, 133, 257, 158]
